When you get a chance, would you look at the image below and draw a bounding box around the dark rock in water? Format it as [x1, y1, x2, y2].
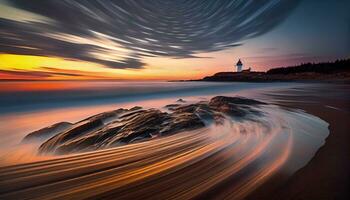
[173, 104, 200, 113]
[164, 104, 181, 110]
[39, 109, 133, 154]
[176, 98, 186, 103]
[209, 96, 266, 118]
[129, 106, 143, 111]
[209, 96, 266, 106]
[22, 122, 73, 143]
[34, 96, 266, 155]
[160, 112, 205, 136]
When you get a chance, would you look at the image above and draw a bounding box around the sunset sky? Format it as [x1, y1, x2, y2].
[0, 0, 349, 80]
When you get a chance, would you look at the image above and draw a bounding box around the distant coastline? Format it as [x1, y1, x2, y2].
[189, 59, 350, 83]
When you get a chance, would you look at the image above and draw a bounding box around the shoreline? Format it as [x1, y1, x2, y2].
[248, 83, 350, 199]
[173, 79, 350, 84]
[188, 59, 350, 83]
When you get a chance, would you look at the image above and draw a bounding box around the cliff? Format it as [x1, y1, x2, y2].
[197, 59, 350, 82]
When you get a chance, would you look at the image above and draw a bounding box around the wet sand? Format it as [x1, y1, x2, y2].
[248, 83, 350, 200]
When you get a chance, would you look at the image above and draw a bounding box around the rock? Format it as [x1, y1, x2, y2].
[33, 96, 266, 155]
[160, 112, 205, 136]
[164, 104, 181, 110]
[176, 98, 186, 103]
[22, 122, 73, 143]
[38, 119, 104, 154]
[209, 96, 265, 106]
[209, 96, 265, 117]
[38, 108, 138, 153]
[173, 104, 199, 113]
[129, 106, 143, 111]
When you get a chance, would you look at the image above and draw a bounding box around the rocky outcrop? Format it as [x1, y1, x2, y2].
[31, 96, 266, 155]
[208, 96, 266, 117]
[22, 122, 73, 143]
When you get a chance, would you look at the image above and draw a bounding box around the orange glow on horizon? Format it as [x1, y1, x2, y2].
[0, 52, 292, 81]
[0, 54, 208, 80]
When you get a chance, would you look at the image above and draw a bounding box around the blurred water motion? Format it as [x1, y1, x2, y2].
[0, 81, 297, 114]
[0, 83, 328, 199]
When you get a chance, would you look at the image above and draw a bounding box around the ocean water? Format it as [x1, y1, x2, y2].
[0, 81, 301, 147]
[0, 81, 329, 199]
[0, 81, 300, 113]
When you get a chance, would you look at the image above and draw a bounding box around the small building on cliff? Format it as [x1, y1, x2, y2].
[235, 59, 251, 73]
[236, 59, 243, 72]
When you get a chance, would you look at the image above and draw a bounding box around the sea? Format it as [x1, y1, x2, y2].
[0, 81, 330, 199]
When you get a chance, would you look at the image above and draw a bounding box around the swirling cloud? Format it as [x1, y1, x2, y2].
[0, 0, 300, 69]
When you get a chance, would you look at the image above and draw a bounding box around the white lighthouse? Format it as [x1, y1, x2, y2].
[236, 59, 243, 72]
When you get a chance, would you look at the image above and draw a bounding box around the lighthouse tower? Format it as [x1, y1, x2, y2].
[236, 59, 243, 72]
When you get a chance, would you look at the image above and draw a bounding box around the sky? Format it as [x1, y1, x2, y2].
[0, 0, 349, 80]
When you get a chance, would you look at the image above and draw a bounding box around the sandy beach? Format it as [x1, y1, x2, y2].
[248, 83, 350, 200]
